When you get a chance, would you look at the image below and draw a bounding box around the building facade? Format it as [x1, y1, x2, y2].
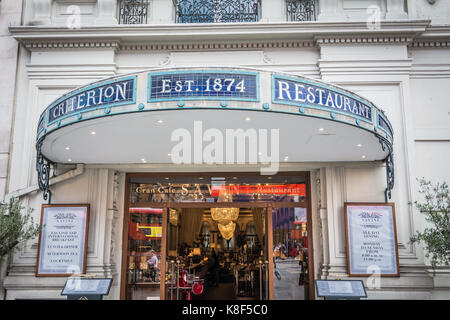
[1, 0, 450, 300]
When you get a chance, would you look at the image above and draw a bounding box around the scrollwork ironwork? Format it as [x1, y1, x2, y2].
[176, 0, 260, 23]
[36, 140, 52, 204]
[119, 0, 149, 24]
[385, 151, 394, 203]
[378, 138, 394, 203]
[286, 0, 316, 22]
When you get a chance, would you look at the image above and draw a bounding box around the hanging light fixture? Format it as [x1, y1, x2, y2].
[211, 185, 239, 240]
[211, 207, 239, 223]
[217, 220, 236, 241]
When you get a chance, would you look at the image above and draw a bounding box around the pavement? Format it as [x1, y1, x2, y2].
[273, 258, 305, 300]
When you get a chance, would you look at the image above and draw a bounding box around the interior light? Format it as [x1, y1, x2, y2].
[319, 128, 324, 132]
[362, 155, 366, 159]
[245, 117, 251, 121]
[68, 158, 72, 162]
[357, 144, 362, 148]
[157, 120, 164, 124]
[65, 146, 70, 150]
[91, 131, 96, 135]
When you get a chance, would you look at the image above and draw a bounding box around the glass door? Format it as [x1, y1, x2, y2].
[271, 207, 310, 300]
[125, 207, 164, 300]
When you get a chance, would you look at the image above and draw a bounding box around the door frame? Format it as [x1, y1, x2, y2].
[120, 171, 314, 300]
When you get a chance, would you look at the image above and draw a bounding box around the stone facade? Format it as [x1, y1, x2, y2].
[1, 0, 449, 299]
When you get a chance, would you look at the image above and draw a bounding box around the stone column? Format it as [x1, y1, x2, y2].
[386, 0, 408, 20]
[95, 0, 118, 25]
[30, 0, 52, 25]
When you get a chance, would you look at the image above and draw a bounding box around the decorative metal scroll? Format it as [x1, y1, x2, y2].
[118, 0, 149, 24]
[176, 0, 260, 23]
[384, 152, 394, 203]
[286, 0, 316, 22]
[36, 141, 52, 204]
[379, 138, 394, 203]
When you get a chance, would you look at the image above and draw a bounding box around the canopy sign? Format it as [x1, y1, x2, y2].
[148, 71, 258, 102]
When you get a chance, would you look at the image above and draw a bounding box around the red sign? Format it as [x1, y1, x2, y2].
[211, 184, 306, 197]
[129, 208, 163, 215]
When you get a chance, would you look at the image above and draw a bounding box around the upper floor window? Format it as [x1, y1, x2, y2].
[286, 0, 316, 22]
[175, 0, 261, 23]
[118, 0, 150, 24]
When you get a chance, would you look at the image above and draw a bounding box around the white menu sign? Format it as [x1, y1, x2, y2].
[345, 203, 399, 276]
[36, 205, 89, 276]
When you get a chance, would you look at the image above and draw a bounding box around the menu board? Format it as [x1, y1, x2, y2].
[315, 280, 367, 298]
[36, 204, 90, 276]
[62, 278, 112, 296]
[344, 203, 399, 277]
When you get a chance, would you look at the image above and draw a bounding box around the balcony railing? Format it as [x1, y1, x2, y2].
[117, 0, 315, 25]
[286, 0, 316, 22]
[118, 0, 150, 24]
[175, 0, 261, 23]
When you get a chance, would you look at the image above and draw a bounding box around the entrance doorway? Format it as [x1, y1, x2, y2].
[165, 206, 269, 300]
[120, 172, 313, 300]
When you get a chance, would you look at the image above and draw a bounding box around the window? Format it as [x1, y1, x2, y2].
[175, 0, 261, 23]
[118, 0, 150, 24]
[286, 0, 316, 22]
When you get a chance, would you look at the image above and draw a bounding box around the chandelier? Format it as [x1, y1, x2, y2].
[210, 207, 239, 223]
[217, 220, 236, 240]
[211, 187, 239, 240]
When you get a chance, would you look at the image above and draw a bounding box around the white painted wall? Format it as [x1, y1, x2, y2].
[2, 0, 450, 300]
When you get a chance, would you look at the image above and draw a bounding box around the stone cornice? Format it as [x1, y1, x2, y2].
[409, 25, 450, 48]
[119, 40, 315, 51]
[9, 20, 433, 51]
[315, 36, 414, 45]
[23, 39, 121, 50]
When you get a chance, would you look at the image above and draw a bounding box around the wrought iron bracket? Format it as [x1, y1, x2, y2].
[379, 137, 394, 203]
[36, 140, 52, 204]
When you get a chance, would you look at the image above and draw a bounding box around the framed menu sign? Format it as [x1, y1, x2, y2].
[344, 203, 399, 277]
[36, 204, 90, 277]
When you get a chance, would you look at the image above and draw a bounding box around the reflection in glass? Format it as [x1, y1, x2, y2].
[272, 207, 309, 300]
[126, 207, 162, 300]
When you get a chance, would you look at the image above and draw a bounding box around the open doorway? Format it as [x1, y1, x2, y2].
[120, 172, 313, 300]
[165, 207, 268, 300]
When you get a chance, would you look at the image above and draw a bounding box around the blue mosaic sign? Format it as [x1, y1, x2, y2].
[378, 113, 393, 137]
[37, 115, 45, 134]
[273, 76, 373, 122]
[148, 71, 258, 102]
[48, 77, 136, 124]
